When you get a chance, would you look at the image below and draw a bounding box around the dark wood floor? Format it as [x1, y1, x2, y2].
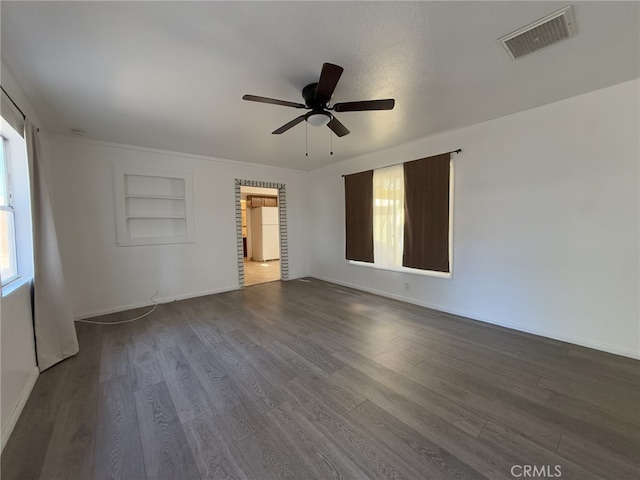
[2, 279, 639, 480]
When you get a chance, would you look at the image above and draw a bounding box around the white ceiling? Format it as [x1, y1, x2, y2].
[2, 1, 638, 171]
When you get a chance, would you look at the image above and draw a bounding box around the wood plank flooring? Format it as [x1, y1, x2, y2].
[2, 278, 639, 480]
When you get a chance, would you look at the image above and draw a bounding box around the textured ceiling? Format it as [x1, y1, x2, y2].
[1, 1, 638, 170]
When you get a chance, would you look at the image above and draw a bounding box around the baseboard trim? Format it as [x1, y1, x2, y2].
[309, 275, 640, 360]
[1, 366, 39, 452]
[73, 285, 240, 320]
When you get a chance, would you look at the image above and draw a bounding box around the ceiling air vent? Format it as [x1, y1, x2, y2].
[498, 6, 576, 60]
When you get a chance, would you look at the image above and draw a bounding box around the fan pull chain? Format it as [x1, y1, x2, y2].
[330, 129, 333, 155]
[305, 122, 308, 157]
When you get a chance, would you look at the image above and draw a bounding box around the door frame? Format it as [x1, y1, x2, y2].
[235, 179, 288, 287]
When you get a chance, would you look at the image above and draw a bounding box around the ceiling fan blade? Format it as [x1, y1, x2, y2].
[315, 63, 344, 101]
[332, 99, 395, 112]
[243, 94, 306, 109]
[327, 116, 350, 137]
[272, 114, 307, 134]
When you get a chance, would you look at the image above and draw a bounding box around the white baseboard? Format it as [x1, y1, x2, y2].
[73, 285, 240, 320]
[158, 286, 240, 304]
[72, 276, 314, 320]
[1, 366, 39, 452]
[309, 275, 640, 360]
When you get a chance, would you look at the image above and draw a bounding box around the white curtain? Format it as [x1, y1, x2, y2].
[26, 121, 78, 371]
[373, 164, 404, 269]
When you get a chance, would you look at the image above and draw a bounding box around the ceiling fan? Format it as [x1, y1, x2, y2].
[242, 63, 395, 137]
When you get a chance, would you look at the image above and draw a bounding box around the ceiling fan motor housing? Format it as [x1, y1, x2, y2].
[302, 82, 328, 109]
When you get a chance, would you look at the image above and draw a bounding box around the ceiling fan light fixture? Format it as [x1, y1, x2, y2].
[306, 112, 331, 127]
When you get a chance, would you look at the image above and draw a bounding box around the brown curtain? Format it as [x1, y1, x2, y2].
[402, 153, 450, 272]
[344, 170, 374, 262]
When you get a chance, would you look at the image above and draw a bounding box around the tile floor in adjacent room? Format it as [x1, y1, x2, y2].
[243, 258, 280, 286]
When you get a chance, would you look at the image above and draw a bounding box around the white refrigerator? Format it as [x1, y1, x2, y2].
[251, 206, 280, 261]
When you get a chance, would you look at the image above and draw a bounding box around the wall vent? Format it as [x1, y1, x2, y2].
[498, 6, 576, 60]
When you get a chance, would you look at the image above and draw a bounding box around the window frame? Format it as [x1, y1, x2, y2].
[1, 135, 19, 286]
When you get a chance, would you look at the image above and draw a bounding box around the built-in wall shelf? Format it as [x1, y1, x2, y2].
[114, 167, 195, 246]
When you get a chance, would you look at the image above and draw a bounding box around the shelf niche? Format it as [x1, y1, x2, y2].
[114, 167, 194, 246]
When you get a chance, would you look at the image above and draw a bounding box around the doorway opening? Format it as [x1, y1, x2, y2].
[235, 180, 288, 287]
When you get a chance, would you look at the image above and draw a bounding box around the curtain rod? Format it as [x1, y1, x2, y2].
[1, 85, 27, 121]
[342, 148, 461, 177]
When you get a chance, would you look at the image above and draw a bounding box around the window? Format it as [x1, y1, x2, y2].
[373, 164, 404, 270]
[344, 153, 453, 277]
[1, 96, 32, 291]
[0, 136, 18, 284]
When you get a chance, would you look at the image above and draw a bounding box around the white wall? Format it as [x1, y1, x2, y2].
[1, 281, 38, 450]
[308, 79, 640, 359]
[47, 137, 310, 318]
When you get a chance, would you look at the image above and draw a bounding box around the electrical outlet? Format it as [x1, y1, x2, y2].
[404, 281, 410, 291]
